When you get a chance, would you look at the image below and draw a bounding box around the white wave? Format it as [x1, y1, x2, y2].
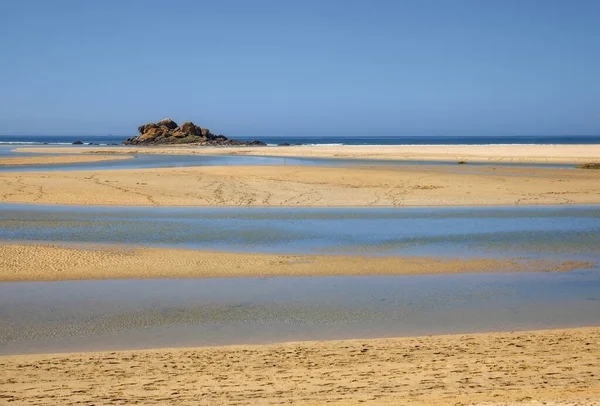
[366, 143, 556, 146]
[302, 143, 344, 146]
[0, 141, 82, 145]
[290, 143, 559, 147]
[0, 141, 45, 145]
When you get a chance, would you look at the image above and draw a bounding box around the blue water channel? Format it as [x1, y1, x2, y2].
[0, 145, 576, 171]
[1, 270, 599, 354]
[1, 204, 599, 258]
[1, 204, 599, 354]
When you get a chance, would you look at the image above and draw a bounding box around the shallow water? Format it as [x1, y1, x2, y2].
[3, 134, 600, 146]
[1, 270, 599, 355]
[1, 204, 599, 258]
[2, 204, 599, 355]
[0, 145, 576, 171]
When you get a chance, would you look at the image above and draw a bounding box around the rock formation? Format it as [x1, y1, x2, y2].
[123, 118, 266, 146]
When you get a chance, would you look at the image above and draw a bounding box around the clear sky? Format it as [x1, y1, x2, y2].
[1, 0, 599, 137]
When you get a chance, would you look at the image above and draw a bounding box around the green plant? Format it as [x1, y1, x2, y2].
[576, 163, 600, 169]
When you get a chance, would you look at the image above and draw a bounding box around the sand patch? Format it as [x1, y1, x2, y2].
[0, 164, 599, 206]
[0, 154, 133, 166]
[0, 243, 593, 282]
[1, 327, 599, 405]
[14, 143, 600, 163]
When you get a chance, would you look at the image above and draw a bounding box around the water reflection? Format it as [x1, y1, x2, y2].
[1, 270, 599, 354]
[1, 205, 599, 257]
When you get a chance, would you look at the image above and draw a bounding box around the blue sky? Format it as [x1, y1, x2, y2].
[1, 0, 599, 137]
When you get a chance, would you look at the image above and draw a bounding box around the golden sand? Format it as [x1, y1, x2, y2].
[1, 164, 599, 206]
[0, 243, 592, 282]
[1, 327, 599, 405]
[0, 154, 133, 166]
[2, 144, 599, 405]
[14, 143, 600, 163]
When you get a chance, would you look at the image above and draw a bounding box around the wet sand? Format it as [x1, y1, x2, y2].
[0, 243, 592, 282]
[1, 164, 599, 206]
[0, 154, 133, 166]
[15, 143, 600, 163]
[1, 327, 598, 405]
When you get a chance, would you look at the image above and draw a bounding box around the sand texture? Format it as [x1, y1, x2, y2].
[1, 164, 599, 206]
[14, 144, 600, 163]
[0, 244, 592, 282]
[0, 154, 133, 166]
[1, 327, 599, 405]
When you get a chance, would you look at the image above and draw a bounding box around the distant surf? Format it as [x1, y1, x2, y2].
[1, 134, 599, 146]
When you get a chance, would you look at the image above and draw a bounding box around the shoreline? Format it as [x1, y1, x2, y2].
[1, 164, 599, 207]
[2, 327, 599, 405]
[0, 154, 134, 166]
[0, 243, 593, 282]
[4, 201, 600, 209]
[14, 143, 600, 163]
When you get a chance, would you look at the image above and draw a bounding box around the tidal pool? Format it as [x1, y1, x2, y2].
[1, 269, 599, 355]
[0, 146, 575, 171]
[1, 204, 599, 258]
[2, 204, 599, 355]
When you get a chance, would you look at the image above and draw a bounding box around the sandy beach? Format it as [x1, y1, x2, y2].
[15, 143, 600, 163]
[1, 327, 598, 405]
[2, 145, 599, 406]
[5, 2, 599, 405]
[1, 164, 599, 206]
[0, 154, 133, 166]
[1, 243, 590, 282]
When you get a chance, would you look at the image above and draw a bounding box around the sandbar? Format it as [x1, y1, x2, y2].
[0, 154, 133, 166]
[0, 243, 592, 282]
[15, 143, 600, 163]
[0, 164, 599, 206]
[1, 327, 598, 405]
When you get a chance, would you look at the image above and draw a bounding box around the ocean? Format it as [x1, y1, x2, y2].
[1, 134, 599, 146]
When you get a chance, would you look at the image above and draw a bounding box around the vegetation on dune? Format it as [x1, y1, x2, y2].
[576, 163, 600, 169]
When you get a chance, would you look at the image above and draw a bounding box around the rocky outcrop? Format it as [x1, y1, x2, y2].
[157, 118, 178, 130]
[124, 118, 266, 146]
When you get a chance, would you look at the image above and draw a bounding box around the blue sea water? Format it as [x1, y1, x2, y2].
[0, 135, 124, 145]
[1, 134, 600, 146]
[242, 134, 600, 146]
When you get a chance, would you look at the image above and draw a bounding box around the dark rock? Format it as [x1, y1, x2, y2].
[278, 142, 291, 146]
[72, 140, 83, 145]
[171, 130, 187, 138]
[157, 118, 178, 130]
[179, 121, 201, 136]
[138, 123, 158, 135]
[123, 118, 266, 147]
